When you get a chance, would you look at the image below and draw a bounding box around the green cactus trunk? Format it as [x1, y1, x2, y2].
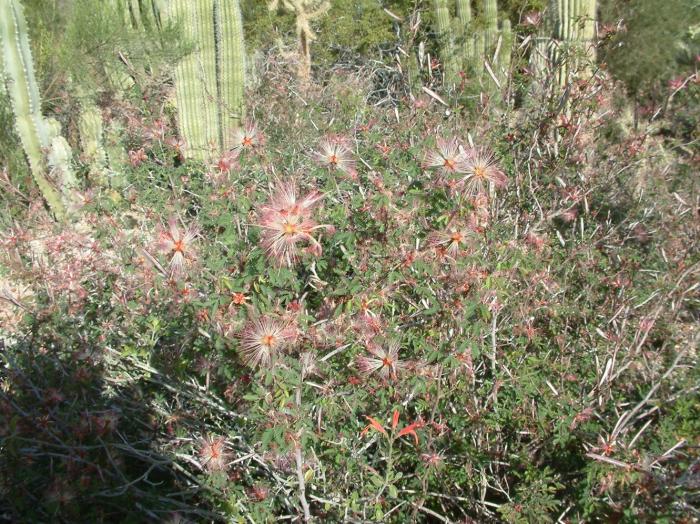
[434, 0, 460, 86]
[0, 0, 67, 220]
[482, 0, 498, 55]
[542, 0, 597, 86]
[79, 103, 109, 183]
[455, 0, 473, 73]
[434, 0, 516, 90]
[166, 0, 246, 161]
[497, 19, 512, 82]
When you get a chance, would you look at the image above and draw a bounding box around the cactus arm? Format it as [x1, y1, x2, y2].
[0, 0, 66, 220]
[78, 103, 108, 183]
[167, 0, 218, 160]
[483, 0, 498, 53]
[433, 0, 460, 85]
[217, 0, 246, 151]
[498, 19, 512, 81]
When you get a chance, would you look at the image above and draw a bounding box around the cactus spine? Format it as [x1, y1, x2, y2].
[0, 0, 68, 220]
[268, 0, 330, 84]
[165, 0, 246, 161]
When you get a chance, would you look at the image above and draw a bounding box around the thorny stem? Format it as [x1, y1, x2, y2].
[295, 373, 311, 521]
[376, 436, 395, 502]
[490, 310, 498, 375]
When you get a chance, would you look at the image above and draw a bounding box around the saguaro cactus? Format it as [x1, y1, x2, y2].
[268, 0, 330, 84]
[433, 0, 513, 89]
[164, 0, 246, 161]
[0, 0, 68, 219]
[533, 0, 597, 86]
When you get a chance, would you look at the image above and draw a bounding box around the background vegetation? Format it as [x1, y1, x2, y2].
[0, 0, 698, 522]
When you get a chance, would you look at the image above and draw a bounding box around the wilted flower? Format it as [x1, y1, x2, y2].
[232, 121, 264, 150]
[421, 451, 446, 468]
[524, 231, 545, 251]
[356, 340, 404, 380]
[128, 148, 147, 167]
[300, 351, 319, 378]
[423, 137, 469, 175]
[240, 316, 296, 368]
[521, 10, 542, 27]
[314, 135, 357, 178]
[216, 149, 241, 174]
[460, 147, 507, 196]
[257, 182, 331, 266]
[199, 435, 229, 472]
[156, 217, 199, 277]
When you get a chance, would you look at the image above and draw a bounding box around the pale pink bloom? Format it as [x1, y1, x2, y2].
[423, 137, 469, 175]
[240, 316, 296, 368]
[261, 182, 324, 218]
[314, 135, 357, 178]
[232, 121, 264, 150]
[460, 147, 507, 196]
[257, 183, 331, 266]
[199, 435, 229, 472]
[356, 340, 404, 380]
[156, 217, 199, 277]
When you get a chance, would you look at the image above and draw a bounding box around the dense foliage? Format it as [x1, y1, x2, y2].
[1, 1, 698, 523]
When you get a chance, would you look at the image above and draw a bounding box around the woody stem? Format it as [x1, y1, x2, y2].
[377, 436, 394, 501]
[295, 375, 311, 521]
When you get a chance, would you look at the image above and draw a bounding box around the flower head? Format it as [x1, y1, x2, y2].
[199, 435, 229, 472]
[232, 121, 264, 150]
[423, 137, 469, 175]
[156, 217, 199, 277]
[460, 147, 507, 196]
[257, 183, 331, 266]
[356, 340, 404, 380]
[314, 135, 357, 178]
[427, 226, 474, 260]
[240, 316, 296, 368]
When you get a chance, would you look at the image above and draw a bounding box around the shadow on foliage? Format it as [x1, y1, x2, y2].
[0, 335, 214, 523]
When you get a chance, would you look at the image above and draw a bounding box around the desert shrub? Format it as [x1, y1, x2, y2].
[2, 49, 698, 522]
[599, 0, 700, 101]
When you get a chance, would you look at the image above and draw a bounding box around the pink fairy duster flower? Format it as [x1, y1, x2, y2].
[423, 137, 470, 175]
[256, 183, 332, 267]
[240, 316, 296, 368]
[261, 182, 324, 217]
[356, 340, 404, 380]
[427, 226, 474, 261]
[313, 135, 358, 179]
[460, 147, 507, 196]
[232, 121, 264, 150]
[199, 435, 229, 472]
[156, 217, 199, 277]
